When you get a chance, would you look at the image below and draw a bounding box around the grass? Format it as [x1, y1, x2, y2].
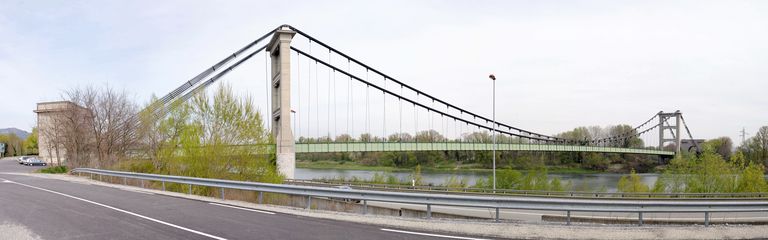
[38, 166, 68, 174]
[296, 160, 602, 174]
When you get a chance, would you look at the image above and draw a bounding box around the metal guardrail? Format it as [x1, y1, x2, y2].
[285, 179, 768, 199]
[72, 168, 768, 226]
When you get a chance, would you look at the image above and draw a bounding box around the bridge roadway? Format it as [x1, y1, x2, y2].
[295, 143, 675, 156]
[0, 158, 486, 240]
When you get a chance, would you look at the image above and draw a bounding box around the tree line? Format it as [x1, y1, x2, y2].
[298, 125, 661, 172]
[0, 128, 39, 157]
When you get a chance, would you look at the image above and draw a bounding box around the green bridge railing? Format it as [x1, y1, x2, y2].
[294, 142, 675, 156]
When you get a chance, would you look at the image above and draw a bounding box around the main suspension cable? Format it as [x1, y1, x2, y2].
[291, 46, 553, 142]
[287, 25, 561, 142]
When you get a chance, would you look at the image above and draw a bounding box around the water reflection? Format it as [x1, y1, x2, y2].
[295, 168, 661, 192]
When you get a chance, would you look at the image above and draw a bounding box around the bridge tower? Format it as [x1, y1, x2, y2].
[658, 111, 682, 153]
[266, 26, 297, 178]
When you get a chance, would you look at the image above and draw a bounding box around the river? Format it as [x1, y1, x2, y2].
[295, 168, 660, 192]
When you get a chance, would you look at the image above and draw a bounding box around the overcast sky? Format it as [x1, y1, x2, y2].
[1, 0, 766, 144]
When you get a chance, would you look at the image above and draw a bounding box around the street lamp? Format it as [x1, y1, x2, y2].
[488, 74, 496, 191]
[291, 109, 297, 140]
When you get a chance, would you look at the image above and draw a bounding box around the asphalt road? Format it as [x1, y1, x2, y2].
[0, 158, 494, 240]
[367, 201, 768, 223]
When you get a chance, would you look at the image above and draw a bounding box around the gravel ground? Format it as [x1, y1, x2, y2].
[0, 222, 41, 240]
[11, 172, 768, 240]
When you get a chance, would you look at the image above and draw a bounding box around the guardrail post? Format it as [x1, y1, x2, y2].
[638, 212, 643, 226]
[306, 196, 312, 210]
[220, 188, 225, 200]
[258, 192, 263, 204]
[426, 204, 432, 219]
[99, 174, 102, 182]
[123, 177, 127, 185]
[188, 184, 192, 195]
[363, 200, 368, 215]
[704, 212, 710, 226]
[495, 207, 500, 222]
[140, 180, 144, 188]
[161, 181, 166, 191]
[566, 211, 571, 225]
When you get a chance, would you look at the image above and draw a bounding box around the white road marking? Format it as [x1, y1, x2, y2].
[2, 180, 12, 183]
[208, 203, 275, 215]
[5, 179, 227, 240]
[380, 228, 492, 240]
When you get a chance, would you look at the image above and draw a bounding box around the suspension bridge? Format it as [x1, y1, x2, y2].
[127, 25, 698, 178]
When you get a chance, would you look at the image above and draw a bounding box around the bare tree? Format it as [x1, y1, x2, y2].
[61, 85, 138, 168]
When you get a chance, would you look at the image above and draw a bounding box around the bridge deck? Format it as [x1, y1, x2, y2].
[295, 143, 675, 156]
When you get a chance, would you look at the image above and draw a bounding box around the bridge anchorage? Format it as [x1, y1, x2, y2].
[36, 24, 700, 178]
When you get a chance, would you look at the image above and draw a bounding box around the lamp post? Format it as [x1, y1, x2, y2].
[291, 110, 297, 140]
[489, 74, 497, 191]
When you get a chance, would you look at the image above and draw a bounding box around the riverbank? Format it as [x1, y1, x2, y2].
[296, 160, 600, 174]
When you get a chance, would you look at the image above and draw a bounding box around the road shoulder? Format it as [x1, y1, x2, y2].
[11, 172, 768, 240]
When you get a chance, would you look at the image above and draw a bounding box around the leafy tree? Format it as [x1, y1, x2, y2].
[132, 84, 281, 190]
[24, 128, 38, 155]
[607, 125, 644, 148]
[550, 177, 564, 191]
[443, 175, 469, 189]
[704, 136, 733, 160]
[736, 163, 768, 192]
[582, 153, 610, 170]
[617, 169, 649, 193]
[649, 144, 768, 194]
[0, 134, 24, 156]
[743, 126, 768, 166]
[651, 175, 667, 193]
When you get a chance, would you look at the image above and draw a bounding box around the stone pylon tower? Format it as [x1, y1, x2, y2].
[266, 26, 296, 178]
[658, 111, 682, 153]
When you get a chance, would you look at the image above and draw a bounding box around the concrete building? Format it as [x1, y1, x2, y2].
[34, 101, 92, 165]
[680, 139, 705, 153]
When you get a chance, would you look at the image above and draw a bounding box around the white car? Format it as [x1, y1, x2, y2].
[18, 156, 31, 164]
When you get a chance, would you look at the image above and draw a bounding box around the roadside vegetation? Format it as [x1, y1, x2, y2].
[474, 168, 568, 191]
[40, 84, 282, 195]
[125, 85, 282, 188]
[37, 166, 68, 174]
[618, 145, 768, 194]
[314, 139, 768, 194]
[313, 165, 426, 186]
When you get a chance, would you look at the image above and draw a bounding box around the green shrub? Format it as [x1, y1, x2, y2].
[39, 166, 68, 174]
[617, 169, 649, 193]
[736, 163, 768, 192]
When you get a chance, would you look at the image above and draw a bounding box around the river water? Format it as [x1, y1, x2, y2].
[295, 168, 660, 192]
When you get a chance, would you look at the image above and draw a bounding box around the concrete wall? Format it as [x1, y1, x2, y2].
[34, 101, 91, 165]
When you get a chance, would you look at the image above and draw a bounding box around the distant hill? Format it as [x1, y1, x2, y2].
[0, 128, 30, 139]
